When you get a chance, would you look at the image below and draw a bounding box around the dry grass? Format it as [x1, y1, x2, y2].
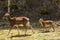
[0, 27, 60, 40]
[0, 29, 39, 40]
[0, 21, 60, 40]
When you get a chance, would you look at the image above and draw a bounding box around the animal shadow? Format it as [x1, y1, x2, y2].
[41, 31, 50, 33]
[10, 34, 32, 38]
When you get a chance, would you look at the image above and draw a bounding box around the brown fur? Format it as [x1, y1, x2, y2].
[4, 13, 34, 35]
[39, 18, 55, 32]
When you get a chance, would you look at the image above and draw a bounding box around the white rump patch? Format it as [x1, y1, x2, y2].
[26, 22, 30, 26]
